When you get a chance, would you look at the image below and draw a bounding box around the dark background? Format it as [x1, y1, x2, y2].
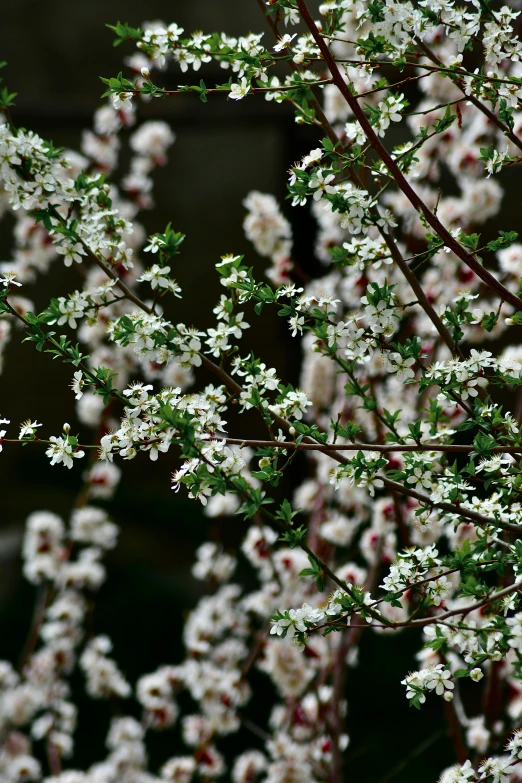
[0, 2, 455, 779]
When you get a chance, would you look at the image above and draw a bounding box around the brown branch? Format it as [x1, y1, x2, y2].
[82, 245, 154, 315]
[317, 579, 522, 633]
[406, 580, 522, 628]
[46, 740, 62, 777]
[416, 37, 522, 154]
[219, 437, 522, 454]
[380, 230, 465, 359]
[376, 730, 446, 783]
[17, 584, 50, 673]
[379, 475, 522, 534]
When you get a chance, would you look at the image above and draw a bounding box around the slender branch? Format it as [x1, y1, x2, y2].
[378, 475, 522, 534]
[17, 584, 50, 673]
[46, 740, 62, 777]
[415, 37, 522, 154]
[314, 579, 522, 634]
[2, 438, 99, 448]
[82, 245, 155, 315]
[326, 55, 522, 90]
[406, 580, 522, 628]
[126, 80, 333, 98]
[379, 230, 465, 360]
[376, 730, 446, 783]
[219, 436, 522, 454]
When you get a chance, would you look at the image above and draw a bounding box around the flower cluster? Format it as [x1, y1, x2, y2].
[4, 0, 522, 780]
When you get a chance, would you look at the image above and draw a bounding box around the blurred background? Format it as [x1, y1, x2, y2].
[0, 2, 457, 779]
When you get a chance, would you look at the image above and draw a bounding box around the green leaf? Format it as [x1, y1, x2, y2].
[106, 22, 143, 47]
[299, 554, 325, 591]
[0, 87, 16, 109]
[279, 526, 307, 548]
[486, 231, 518, 252]
[275, 498, 299, 526]
[433, 105, 456, 134]
[459, 232, 480, 251]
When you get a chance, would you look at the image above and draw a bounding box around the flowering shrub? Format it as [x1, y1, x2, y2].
[5, 0, 522, 780]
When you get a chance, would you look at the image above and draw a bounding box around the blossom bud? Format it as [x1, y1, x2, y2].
[443, 691, 454, 702]
[63, 422, 71, 434]
[141, 67, 151, 79]
[470, 668, 484, 682]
